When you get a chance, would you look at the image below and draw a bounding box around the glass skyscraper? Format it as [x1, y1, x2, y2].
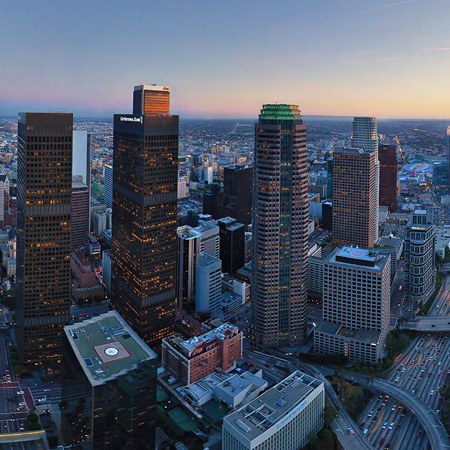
[16, 113, 72, 366]
[111, 86, 178, 346]
[252, 104, 308, 350]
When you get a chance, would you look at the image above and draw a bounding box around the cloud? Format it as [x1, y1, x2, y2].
[354, 0, 417, 15]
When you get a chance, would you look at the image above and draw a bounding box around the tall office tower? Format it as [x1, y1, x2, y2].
[61, 311, 158, 449]
[133, 84, 170, 116]
[378, 143, 398, 211]
[351, 116, 379, 240]
[218, 216, 245, 275]
[73, 130, 92, 188]
[202, 182, 224, 218]
[433, 161, 449, 188]
[103, 163, 113, 209]
[252, 104, 308, 350]
[16, 113, 72, 366]
[332, 148, 378, 248]
[404, 210, 436, 314]
[326, 160, 333, 200]
[222, 165, 253, 225]
[314, 247, 391, 364]
[0, 174, 9, 227]
[177, 226, 202, 309]
[112, 86, 178, 346]
[71, 177, 90, 251]
[198, 219, 220, 257]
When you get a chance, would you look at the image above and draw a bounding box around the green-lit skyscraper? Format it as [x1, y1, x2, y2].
[252, 105, 308, 350]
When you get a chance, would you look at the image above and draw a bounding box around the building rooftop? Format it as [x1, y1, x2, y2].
[64, 311, 157, 387]
[223, 370, 322, 441]
[317, 321, 381, 345]
[197, 252, 221, 268]
[180, 323, 238, 352]
[329, 246, 389, 270]
[177, 225, 202, 241]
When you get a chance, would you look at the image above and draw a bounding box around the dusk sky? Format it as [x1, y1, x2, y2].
[1, 0, 450, 119]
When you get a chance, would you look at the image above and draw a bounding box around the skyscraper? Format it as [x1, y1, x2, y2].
[71, 177, 90, 252]
[351, 116, 380, 240]
[404, 210, 436, 315]
[222, 165, 253, 225]
[378, 143, 398, 211]
[111, 85, 178, 346]
[332, 147, 378, 248]
[252, 104, 308, 350]
[133, 84, 170, 116]
[16, 113, 72, 366]
[314, 247, 390, 364]
[103, 163, 113, 209]
[218, 216, 245, 275]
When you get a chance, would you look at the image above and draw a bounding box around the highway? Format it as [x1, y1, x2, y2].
[355, 274, 450, 450]
[343, 372, 450, 450]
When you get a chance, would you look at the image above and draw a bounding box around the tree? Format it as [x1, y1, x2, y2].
[27, 413, 39, 424]
[324, 405, 338, 426]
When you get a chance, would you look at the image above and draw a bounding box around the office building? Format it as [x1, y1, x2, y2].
[93, 211, 107, 237]
[73, 130, 91, 188]
[198, 219, 220, 257]
[308, 255, 324, 300]
[314, 247, 390, 364]
[177, 225, 202, 308]
[218, 217, 245, 275]
[222, 370, 324, 450]
[379, 143, 399, 211]
[322, 201, 332, 231]
[102, 249, 112, 294]
[198, 166, 214, 184]
[222, 165, 253, 225]
[404, 210, 436, 310]
[103, 163, 113, 209]
[162, 323, 242, 385]
[351, 116, 380, 240]
[133, 84, 170, 115]
[202, 182, 224, 219]
[326, 160, 333, 200]
[61, 311, 158, 449]
[71, 250, 104, 304]
[252, 104, 309, 350]
[376, 235, 403, 280]
[332, 147, 378, 248]
[433, 161, 449, 188]
[16, 113, 72, 366]
[196, 252, 222, 315]
[111, 85, 178, 346]
[0, 174, 9, 227]
[71, 178, 90, 251]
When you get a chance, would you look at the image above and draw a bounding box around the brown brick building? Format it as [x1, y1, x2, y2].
[161, 323, 243, 385]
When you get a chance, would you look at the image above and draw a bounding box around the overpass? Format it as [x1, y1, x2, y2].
[400, 316, 450, 332]
[0, 430, 49, 448]
[342, 372, 450, 450]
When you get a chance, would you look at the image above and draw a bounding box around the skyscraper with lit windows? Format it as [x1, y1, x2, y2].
[111, 86, 178, 346]
[252, 104, 308, 350]
[16, 113, 72, 366]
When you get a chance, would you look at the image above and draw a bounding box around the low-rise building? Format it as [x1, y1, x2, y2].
[222, 370, 324, 450]
[162, 323, 243, 385]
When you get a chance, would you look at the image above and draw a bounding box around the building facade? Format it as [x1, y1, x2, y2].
[103, 163, 113, 209]
[404, 210, 436, 310]
[222, 370, 324, 450]
[161, 323, 242, 385]
[111, 85, 178, 346]
[222, 165, 253, 225]
[71, 178, 90, 251]
[351, 116, 380, 240]
[332, 147, 379, 248]
[16, 113, 72, 366]
[218, 216, 245, 275]
[252, 104, 309, 350]
[378, 143, 398, 211]
[314, 247, 390, 364]
[196, 252, 222, 315]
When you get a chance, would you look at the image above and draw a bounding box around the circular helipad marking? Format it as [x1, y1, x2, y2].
[104, 347, 119, 356]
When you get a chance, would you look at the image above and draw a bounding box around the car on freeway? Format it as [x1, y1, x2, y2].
[382, 422, 388, 429]
[347, 427, 355, 435]
[388, 422, 394, 430]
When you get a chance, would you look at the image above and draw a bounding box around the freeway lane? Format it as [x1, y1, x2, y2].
[344, 372, 450, 450]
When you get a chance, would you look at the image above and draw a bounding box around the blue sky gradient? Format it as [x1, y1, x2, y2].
[1, 0, 450, 118]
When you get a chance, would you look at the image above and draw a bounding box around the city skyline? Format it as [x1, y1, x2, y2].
[1, 0, 450, 119]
